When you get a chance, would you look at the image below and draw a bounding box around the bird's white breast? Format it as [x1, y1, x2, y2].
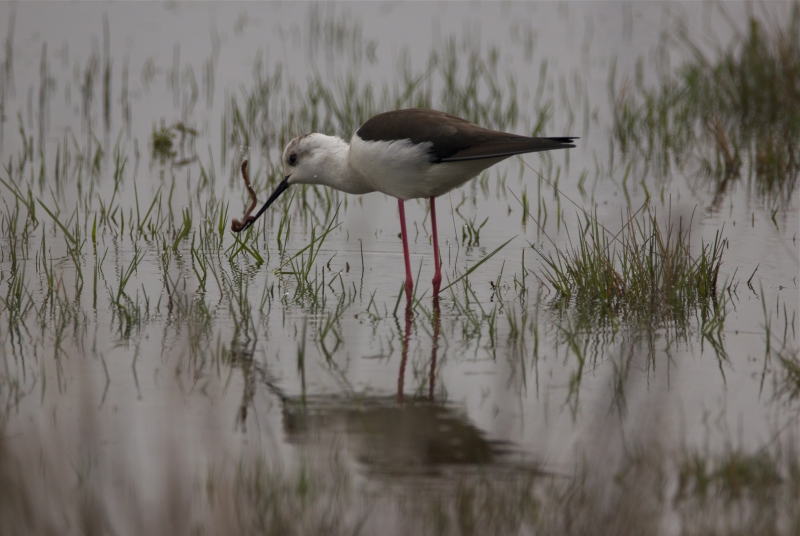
[349, 134, 505, 200]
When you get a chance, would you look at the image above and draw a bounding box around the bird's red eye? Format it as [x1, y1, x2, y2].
[289, 153, 297, 165]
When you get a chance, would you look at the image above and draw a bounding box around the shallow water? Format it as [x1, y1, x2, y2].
[0, 2, 798, 534]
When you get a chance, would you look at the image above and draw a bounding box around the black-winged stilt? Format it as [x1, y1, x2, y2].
[233, 108, 576, 297]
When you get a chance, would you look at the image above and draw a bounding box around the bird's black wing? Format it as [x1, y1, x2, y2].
[356, 109, 576, 162]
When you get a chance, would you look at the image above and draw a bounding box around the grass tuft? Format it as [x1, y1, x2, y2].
[612, 7, 800, 206]
[535, 205, 726, 327]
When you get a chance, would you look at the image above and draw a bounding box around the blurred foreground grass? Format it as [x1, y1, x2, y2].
[1, 429, 799, 535]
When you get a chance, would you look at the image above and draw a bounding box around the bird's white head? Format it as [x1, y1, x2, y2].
[282, 133, 344, 186]
[282, 133, 371, 194]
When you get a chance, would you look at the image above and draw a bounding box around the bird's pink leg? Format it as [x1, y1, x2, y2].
[398, 199, 413, 299]
[430, 196, 442, 295]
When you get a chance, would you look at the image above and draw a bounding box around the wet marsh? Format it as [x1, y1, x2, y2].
[0, 2, 798, 534]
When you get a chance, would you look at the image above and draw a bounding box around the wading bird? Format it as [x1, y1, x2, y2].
[232, 108, 575, 296]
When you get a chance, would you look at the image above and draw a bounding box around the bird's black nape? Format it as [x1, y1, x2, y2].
[237, 176, 291, 233]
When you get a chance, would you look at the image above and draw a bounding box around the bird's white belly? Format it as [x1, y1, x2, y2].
[349, 135, 505, 200]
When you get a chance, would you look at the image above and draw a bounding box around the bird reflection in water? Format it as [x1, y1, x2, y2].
[282, 296, 504, 475]
[229, 281, 504, 473]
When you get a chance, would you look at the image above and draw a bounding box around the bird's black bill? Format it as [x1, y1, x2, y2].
[238, 176, 291, 232]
